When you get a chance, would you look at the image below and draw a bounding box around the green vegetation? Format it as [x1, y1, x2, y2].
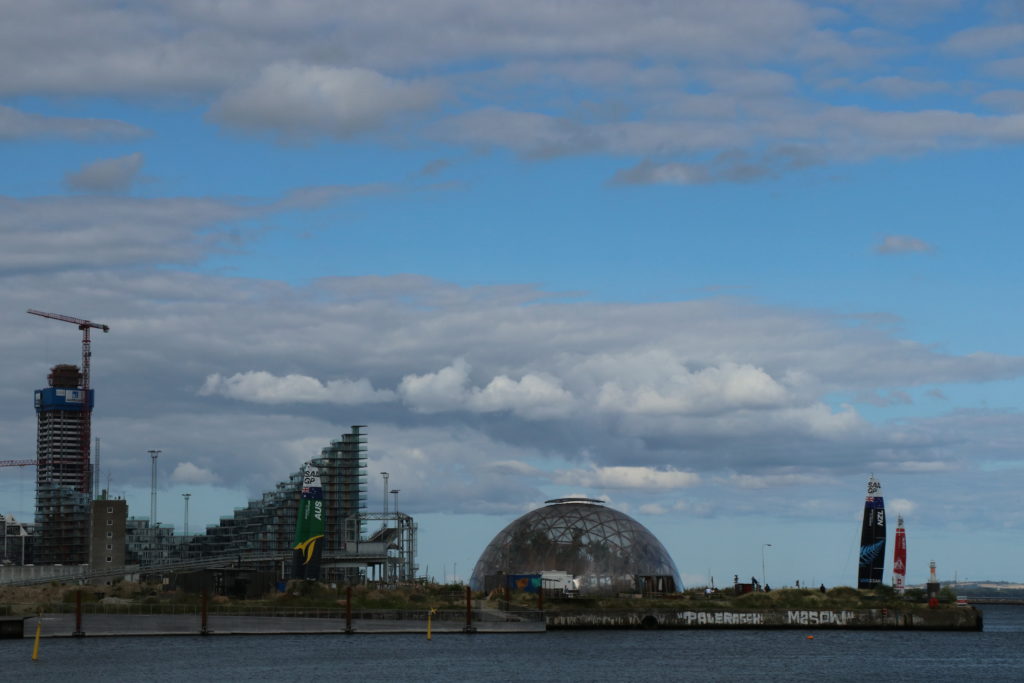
[0, 580, 972, 615]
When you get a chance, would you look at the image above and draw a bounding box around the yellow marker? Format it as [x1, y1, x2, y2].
[32, 614, 42, 661]
[427, 608, 437, 640]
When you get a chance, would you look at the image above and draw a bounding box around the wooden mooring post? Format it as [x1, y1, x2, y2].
[345, 586, 354, 634]
[463, 585, 476, 633]
[72, 589, 85, 637]
[200, 590, 210, 635]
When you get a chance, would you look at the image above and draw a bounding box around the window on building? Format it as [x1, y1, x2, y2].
[106, 544, 112, 550]
[106, 556, 112, 563]
[106, 519, 113, 526]
[106, 531, 112, 538]
[107, 507, 113, 513]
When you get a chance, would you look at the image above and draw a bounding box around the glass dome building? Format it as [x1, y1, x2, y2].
[470, 498, 682, 595]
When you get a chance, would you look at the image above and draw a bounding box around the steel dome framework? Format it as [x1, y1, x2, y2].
[470, 498, 681, 595]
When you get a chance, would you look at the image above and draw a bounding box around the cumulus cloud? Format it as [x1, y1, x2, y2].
[398, 359, 474, 413]
[594, 361, 794, 415]
[874, 235, 935, 254]
[209, 62, 441, 140]
[3, 270, 1024, 529]
[170, 462, 220, 485]
[398, 359, 575, 418]
[557, 466, 700, 490]
[65, 152, 145, 193]
[888, 498, 916, 516]
[199, 371, 396, 405]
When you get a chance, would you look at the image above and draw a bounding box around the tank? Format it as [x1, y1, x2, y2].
[470, 497, 682, 595]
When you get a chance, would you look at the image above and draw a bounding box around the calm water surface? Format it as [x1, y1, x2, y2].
[4, 605, 1023, 682]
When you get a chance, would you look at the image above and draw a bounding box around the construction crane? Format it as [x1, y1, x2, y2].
[26, 309, 110, 494]
[0, 459, 37, 468]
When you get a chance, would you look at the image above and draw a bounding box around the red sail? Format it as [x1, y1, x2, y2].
[892, 515, 907, 594]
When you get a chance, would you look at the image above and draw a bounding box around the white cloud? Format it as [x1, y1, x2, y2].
[170, 462, 220, 485]
[398, 359, 473, 413]
[1, 3, 1020, 182]
[3, 270, 1024, 530]
[399, 359, 574, 418]
[209, 62, 441, 139]
[468, 374, 575, 418]
[888, 498, 916, 516]
[199, 371, 396, 405]
[556, 465, 700, 490]
[593, 359, 795, 416]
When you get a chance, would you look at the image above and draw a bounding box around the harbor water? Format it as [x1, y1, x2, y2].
[3, 605, 1024, 682]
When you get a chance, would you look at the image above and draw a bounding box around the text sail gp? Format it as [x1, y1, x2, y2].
[857, 475, 886, 589]
[292, 466, 325, 580]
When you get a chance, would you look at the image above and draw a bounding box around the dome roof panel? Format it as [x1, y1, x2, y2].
[470, 499, 682, 595]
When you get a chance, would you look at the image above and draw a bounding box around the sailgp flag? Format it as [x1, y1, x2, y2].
[291, 466, 325, 581]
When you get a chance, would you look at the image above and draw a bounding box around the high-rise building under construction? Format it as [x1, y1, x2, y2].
[34, 364, 93, 564]
[188, 426, 377, 581]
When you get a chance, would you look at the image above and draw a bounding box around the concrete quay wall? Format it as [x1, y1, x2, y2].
[547, 607, 983, 631]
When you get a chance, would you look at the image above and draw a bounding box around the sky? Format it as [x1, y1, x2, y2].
[2, 0, 1024, 589]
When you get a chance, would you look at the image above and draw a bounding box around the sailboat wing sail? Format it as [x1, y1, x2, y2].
[291, 466, 325, 581]
[892, 515, 907, 594]
[857, 476, 886, 589]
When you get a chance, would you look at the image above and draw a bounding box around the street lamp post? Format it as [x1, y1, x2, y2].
[391, 489, 400, 582]
[380, 472, 389, 584]
[182, 493, 191, 536]
[762, 543, 772, 588]
[148, 450, 161, 530]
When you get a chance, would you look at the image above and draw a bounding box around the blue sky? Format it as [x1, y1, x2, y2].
[2, 0, 1024, 588]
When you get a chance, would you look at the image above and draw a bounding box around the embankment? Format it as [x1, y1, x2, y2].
[547, 606, 982, 631]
